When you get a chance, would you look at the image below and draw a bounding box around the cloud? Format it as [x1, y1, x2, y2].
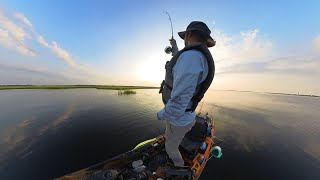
[0, 61, 49, 74]
[266, 56, 320, 73]
[217, 55, 320, 75]
[0, 9, 77, 67]
[37, 36, 79, 68]
[0, 8, 114, 85]
[50, 41, 76, 67]
[37, 35, 49, 47]
[13, 12, 109, 82]
[314, 35, 320, 51]
[0, 9, 35, 56]
[0, 62, 77, 85]
[10, 11, 78, 67]
[208, 28, 320, 95]
[212, 28, 272, 74]
[239, 29, 272, 58]
[211, 29, 320, 76]
[14, 12, 33, 29]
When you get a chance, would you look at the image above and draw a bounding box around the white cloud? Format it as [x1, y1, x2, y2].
[212, 28, 272, 74]
[212, 30, 320, 76]
[35, 33, 79, 67]
[266, 56, 320, 72]
[14, 12, 33, 29]
[0, 10, 30, 40]
[37, 35, 49, 47]
[0, 9, 79, 67]
[0, 8, 115, 85]
[13, 12, 78, 67]
[314, 35, 320, 51]
[208, 28, 320, 95]
[239, 29, 272, 58]
[0, 10, 35, 56]
[50, 41, 76, 67]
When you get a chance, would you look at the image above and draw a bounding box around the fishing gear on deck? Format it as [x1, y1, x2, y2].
[164, 11, 174, 54]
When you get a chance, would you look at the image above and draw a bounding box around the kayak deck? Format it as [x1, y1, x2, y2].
[56, 114, 221, 180]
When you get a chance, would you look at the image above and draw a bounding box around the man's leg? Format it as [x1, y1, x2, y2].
[165, 120, 195, 167]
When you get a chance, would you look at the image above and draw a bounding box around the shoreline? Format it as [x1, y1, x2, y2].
[213, 89, 319, 98]
[0, 85, 159, 90]
[1, 85, 318, 98]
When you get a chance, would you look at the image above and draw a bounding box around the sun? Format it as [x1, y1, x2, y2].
[137, 59, 166, 84]
[134, 50, 171, 85]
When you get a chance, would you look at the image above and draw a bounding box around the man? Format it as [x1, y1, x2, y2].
[157, 21, 215, 167]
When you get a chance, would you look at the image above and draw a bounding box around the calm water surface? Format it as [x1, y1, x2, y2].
[0, 89, 319, 180]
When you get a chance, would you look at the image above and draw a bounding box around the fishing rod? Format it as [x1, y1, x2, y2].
[164, 11, 174, 54]
[164, 11, 173, 39]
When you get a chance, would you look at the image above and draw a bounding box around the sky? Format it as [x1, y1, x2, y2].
[0, 0, 319, 95]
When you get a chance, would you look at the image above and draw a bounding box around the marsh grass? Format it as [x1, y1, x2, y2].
[117, 90, 136, 95]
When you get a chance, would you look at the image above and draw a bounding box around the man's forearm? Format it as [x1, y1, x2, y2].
[157, 95, 190, 121]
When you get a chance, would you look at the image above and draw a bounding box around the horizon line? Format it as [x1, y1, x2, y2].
[0, 84, 319, 97]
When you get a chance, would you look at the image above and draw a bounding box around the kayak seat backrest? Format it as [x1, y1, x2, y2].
[179, 116, 208, 158]
[185, 116, 208, 140]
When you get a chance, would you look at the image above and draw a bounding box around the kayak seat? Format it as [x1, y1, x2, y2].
[179, 116, 208, 158]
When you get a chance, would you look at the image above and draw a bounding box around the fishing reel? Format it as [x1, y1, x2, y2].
[164, 46, 172, 54]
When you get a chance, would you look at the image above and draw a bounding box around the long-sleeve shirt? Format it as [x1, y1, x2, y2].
[157, 48, 209, 126]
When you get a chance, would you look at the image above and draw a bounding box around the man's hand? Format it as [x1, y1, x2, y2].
[169, 38, 178, 56]
[169, 38, 177, 47]
[157, 111, 163, 120]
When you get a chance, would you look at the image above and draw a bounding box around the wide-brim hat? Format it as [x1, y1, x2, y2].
[178, 21, 216, 47]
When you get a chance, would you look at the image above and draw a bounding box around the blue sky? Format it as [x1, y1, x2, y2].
[0, 0, 319, 94]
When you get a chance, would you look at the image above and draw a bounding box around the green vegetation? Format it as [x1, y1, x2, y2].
[0, 85, 159, 90]
[117, 90, 137, 95]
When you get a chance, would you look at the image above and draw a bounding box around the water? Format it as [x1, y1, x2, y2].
[0, 89, 319, 180]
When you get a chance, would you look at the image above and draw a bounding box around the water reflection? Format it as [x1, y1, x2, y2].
[0, 89, 319, 179]
[0, 116, 37, 163]
[38, 105, 75, 136]
[201, 90, 320, 158]
[0, 104, 76, 168]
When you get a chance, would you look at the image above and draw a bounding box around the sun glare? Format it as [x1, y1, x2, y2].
[137, 58, 166, 84]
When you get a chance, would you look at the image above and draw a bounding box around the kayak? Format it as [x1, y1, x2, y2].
[56, 114, 222, 180]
